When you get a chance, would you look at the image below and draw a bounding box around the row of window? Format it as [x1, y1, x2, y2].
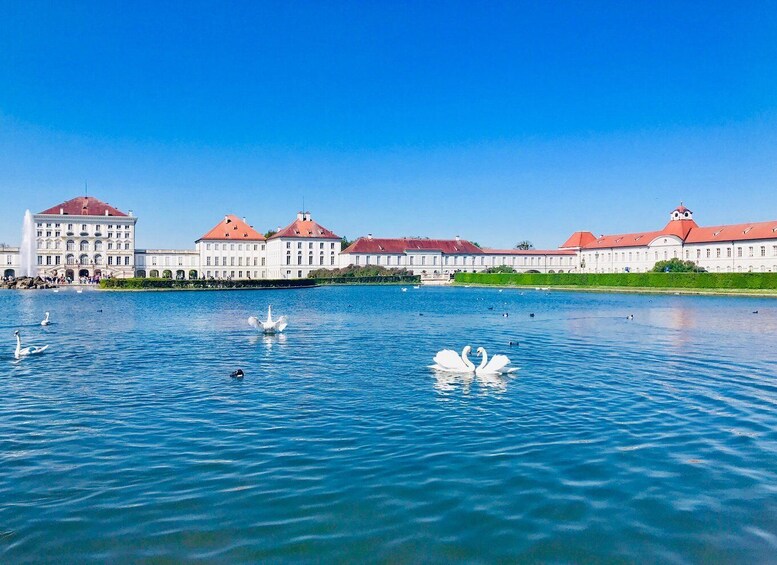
[37, 254, 131, 266]
[206, 256, 267, 267]
[689, 245, 777, 259]
[285, 255, 337, 266]
[203, 271, 267, 279]
[285, 241, 337, 250]
[37, 222, 131, 234]
[204, 243, 266, 251]
[37, 240, 131, 251]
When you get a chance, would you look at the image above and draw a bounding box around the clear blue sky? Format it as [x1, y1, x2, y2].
[1, 1, 776, 249]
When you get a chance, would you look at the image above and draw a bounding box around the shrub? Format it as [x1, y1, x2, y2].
[454, 272, 777, 290]
[100, 278, 316, 290]
[652, 258, 706, 273]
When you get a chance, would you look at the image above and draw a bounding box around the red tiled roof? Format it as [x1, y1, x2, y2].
[197, 215, 265, 241]
[582, 229, 668, 249]
[662, 219, 698, 239]
[343, 237, 484, 255]
[269, 217, 340, 240]
[684, 219, 777, 244]
[39, 196, 127, 217]
[674, 205, 691, 214]
[560, 231, 597, 249]
[481, 248, 577, 256]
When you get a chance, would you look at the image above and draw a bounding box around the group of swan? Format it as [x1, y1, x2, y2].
[431, 345, 517, 375]
[248, 305, 288, 334]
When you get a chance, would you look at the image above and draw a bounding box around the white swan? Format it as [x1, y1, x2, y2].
[475, 347, 517, 375]
[401, 287, 408, 292]
[41, 312, 50, 326]
[430, 345, 476, 373]
[413, 285, 420, 289]
[248, 305, 288, 334]
[14, 330, 49, 359]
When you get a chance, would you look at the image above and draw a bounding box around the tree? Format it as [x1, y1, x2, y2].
[515, 241, 534, 250]
[341, 237, 353, 250]
[470, 242, 482, 248]
[485, 265, 516, 273]
[651, 258, 706, 273]
[264, 229, 277, 238]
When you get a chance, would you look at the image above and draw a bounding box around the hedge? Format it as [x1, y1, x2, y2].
[313, 275, 420, 285]
[454, 272, 777, 290]
[100, 278, 317, 290]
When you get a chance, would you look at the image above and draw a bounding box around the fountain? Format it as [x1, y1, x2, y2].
[18, 209, 36, 278]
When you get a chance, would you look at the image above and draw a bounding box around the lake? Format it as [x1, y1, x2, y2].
[2, 286, 776, 562]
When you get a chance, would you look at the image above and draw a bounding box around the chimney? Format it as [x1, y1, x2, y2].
[59, 208, 64, 215]
[297, 212, 304, 221]
[242, 217, 246, 224]
[455, 235, 461, 243]
[128, 210, 133, 217]
[304, 212, 311, 221]
[367, 233, 373, 240]
[224, 215, 230, 224]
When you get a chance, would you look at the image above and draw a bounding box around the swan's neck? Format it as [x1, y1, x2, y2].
[43, 313, 49, 322]
[462, 348, 475, 370]
[266, 305, 273, 323]
[15, 334, 21, 357]
[478, 350, 488, 370]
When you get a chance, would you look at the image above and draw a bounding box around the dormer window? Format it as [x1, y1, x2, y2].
[743, 227, 753, 234]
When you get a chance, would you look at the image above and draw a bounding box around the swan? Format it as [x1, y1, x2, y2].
[401, 287, 408, 292]
[430, 345, 476, 373]
[475, 347, 517, 375]
[413, 285, 420, 289]
[248, 305, 288, 334]
[14, 330, 49, 359]
[41, 312, 50, 326]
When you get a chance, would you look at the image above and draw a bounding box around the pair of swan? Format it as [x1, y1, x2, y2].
[14, 330, 49, 360]
[431, 345, 517, 375]
[248, 305, 288, 334]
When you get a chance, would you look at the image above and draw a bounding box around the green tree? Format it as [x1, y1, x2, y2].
[652, 258, 706, 273]
[341, 237, 353, 250]
[485, 265, 516, 273]
[515, 241, 534, 250]
[264, 229, 277, 238]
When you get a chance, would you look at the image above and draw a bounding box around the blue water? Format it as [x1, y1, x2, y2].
[1, 286, 777, 563]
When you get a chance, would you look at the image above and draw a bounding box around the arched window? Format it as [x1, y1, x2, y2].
[65, 254, 75, 265]
[94, 240, 103, 251]
[94, 254, 103, 265]
[80, 240, 89, 251]
[66, 240, 75, 251]
[79, 254, 89, 265]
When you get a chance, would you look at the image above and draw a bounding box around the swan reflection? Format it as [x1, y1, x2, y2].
[433, 370, 474, 394]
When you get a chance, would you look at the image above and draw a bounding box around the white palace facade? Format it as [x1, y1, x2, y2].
[4, 197, 777, 280]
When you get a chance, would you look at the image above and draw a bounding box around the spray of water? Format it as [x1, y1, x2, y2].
[18, 210, 36, 278]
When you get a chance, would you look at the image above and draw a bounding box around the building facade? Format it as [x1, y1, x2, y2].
[340, 236, 578, 275]
[30, 196, 138, 280]
[6, 197, 777, 281]
[266, 212, 342, 279]
[573, 205, 777, 273]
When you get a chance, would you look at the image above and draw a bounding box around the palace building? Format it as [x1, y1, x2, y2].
[572, 204, 777, 274]
[339, 235, 577, 275]
[29, 196, 138, 280]
[5, 196, 777, 281]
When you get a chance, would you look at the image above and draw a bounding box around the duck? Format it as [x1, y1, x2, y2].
[230, 369, 245, 379]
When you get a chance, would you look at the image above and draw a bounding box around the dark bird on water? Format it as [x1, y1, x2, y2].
[529, 313, 535, 318]
[230, 369, 245, 379]
[509, 341, 519, 347]
[753, 311, 759, 314]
